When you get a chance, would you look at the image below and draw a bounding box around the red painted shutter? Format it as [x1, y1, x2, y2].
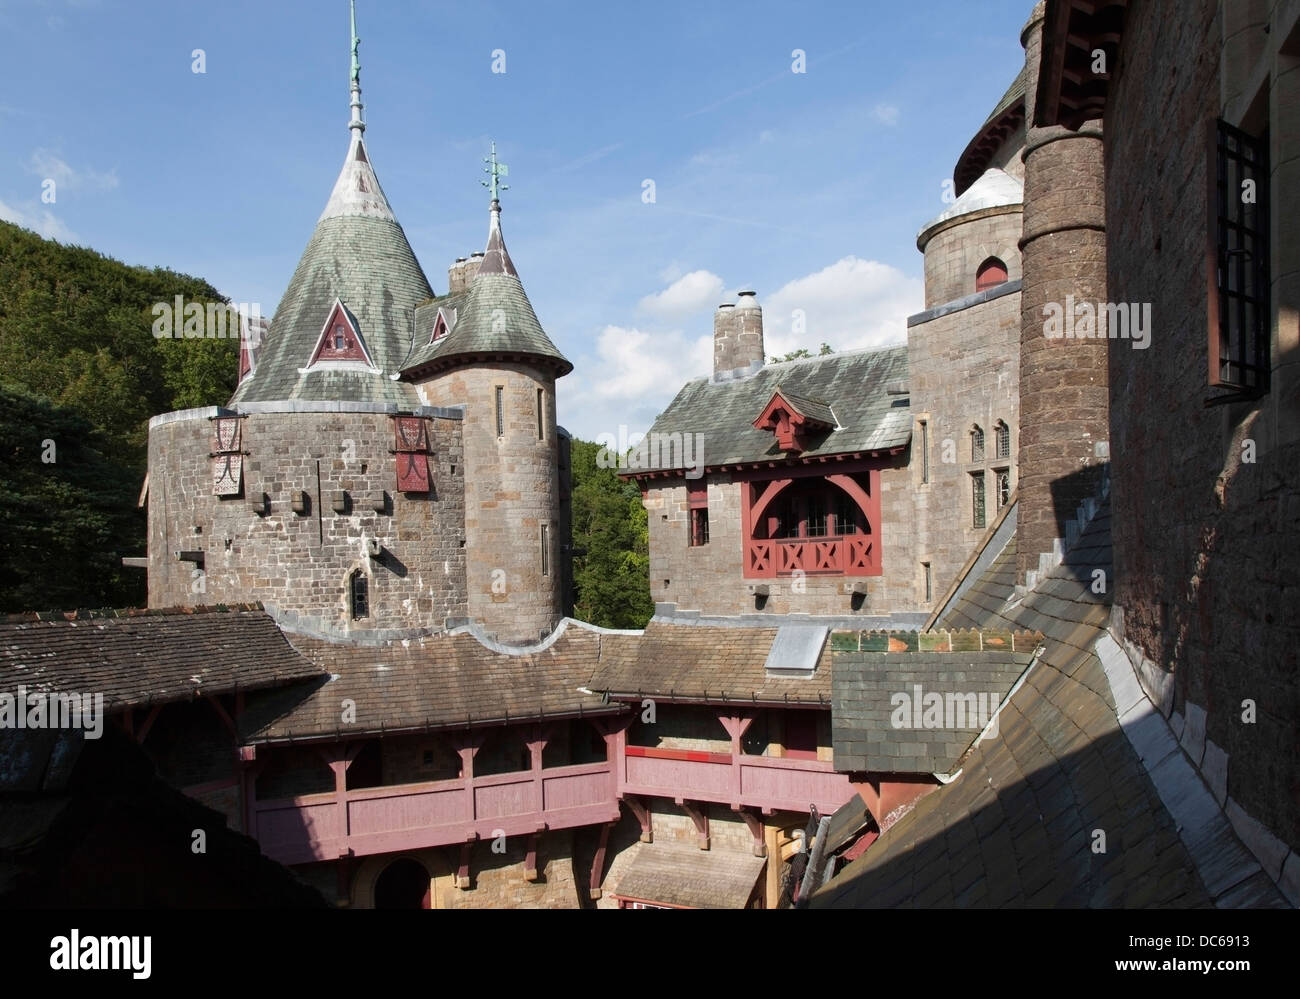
[393, 417, 431, 492]
[212, 418, 243, 495]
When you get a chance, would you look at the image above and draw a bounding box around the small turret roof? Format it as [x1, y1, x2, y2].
[918, 167, 1024, 249]
[401, 202, 571, 378]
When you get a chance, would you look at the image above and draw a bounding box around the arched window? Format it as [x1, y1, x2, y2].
[971, 425, 985, 463]
[995, 420, 1010, 460]
[975, 257, 1008, 292]
[349, 570, 369, 620]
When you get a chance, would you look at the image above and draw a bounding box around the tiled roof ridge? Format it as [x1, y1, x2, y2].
[831, 627, 1044, 654]
[0, 603, 267, 625]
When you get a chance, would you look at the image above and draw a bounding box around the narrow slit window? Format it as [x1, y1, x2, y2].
[920, 420, 930, 484]
[536, 387, 545, 440]
[972, 472, 986, 529]
[495, 385, 505, 437]
[541, 523, 549, 576]
[688, 480, 709, 547]
[350, 571, 369, 620]
[923, 562, 932, 603]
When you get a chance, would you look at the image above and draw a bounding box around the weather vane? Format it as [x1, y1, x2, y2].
[483, 141, 509, 202]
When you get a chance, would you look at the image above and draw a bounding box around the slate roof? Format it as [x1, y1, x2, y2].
[940, 532, 1019, 631]
[587, 620, 832, 705]
[811, 498, 1279, 907]
[400, 206, 571, 378]
[632, 346, 911, 474]
[612, 842, 766, 908]
[832, 643, 1041, 775]
[230, 133, 433, 405]
[0, 606, 326, 710]
[242, 625, 623, 741]
[771, 387, 837, 427]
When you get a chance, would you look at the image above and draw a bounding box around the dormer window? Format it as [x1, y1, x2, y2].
[753, 387, 834, 456]
[307, 299, 373, 368]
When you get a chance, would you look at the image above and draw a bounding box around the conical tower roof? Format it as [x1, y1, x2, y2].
[231, 5, 432, 405]
[401, 200, 571, 378]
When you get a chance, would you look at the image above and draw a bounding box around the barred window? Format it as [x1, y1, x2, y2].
[995, 420, 1010, 460]
[996, 469, 1011, 510]
[495, 385, 505, 437]
[349, 571, 369, 619]
[805, 495, 828, 537]
[971, 425, 985, 463]
[920, 420, 930, 484]
[972, 472, 986, 529]
[1209, 118, 1269, 397]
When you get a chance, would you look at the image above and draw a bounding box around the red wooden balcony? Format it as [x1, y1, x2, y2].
[619, 745, 854, 815]
[745, 534, 876, 578]
[251, 761, 619, 866]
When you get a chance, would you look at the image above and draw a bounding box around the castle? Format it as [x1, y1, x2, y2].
[5, 0, 1297, 910]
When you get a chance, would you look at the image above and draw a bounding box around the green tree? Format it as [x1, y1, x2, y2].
[0, 219, 240, 609]
[568, 438, 653, 629]
[0, 385, 143, 612]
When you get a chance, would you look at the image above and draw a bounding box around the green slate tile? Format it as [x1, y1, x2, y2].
[831, 630, 860, 651]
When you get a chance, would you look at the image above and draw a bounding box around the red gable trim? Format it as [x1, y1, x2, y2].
[307, 298, 375, 368]
[753, 387, 833, 456]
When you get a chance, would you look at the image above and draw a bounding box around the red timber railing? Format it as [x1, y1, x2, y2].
[618, 745, 854, 816]
[250, 761, 618, 866]
[745, 534, 876, 578]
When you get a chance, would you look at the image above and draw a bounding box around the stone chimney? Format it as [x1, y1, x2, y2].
[713, 291, 765, 379]
[447, 256, 477, 294]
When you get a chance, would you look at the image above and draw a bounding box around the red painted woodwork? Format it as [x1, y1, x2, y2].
[618, 747, 853, 817]
[975, 257, 1008, 292]
[309, 300, 372, 366]
[625, 745, 731, 766]
[741, 466, 882, 578]
[783, 712, 818, 761]
[393, 416, 431, 493]
[253, 760, 617, 866]
[753, 388, 833, 455]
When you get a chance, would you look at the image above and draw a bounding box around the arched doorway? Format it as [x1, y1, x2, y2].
[373, 858, 431, 909]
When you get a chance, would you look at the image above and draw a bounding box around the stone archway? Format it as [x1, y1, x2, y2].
[372, 857, 431, 909]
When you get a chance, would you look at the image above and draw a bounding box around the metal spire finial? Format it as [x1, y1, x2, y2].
[482, 140, 509, 203]
[349, 0, 365, 133]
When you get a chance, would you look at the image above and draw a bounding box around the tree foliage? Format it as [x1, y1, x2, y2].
[771, 343, 834, 363]
[0, 385, 143, 611]
[568, 438, 653, 629]
[0, 220, 239, 610]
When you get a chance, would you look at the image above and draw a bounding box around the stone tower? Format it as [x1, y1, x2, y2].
[404, 190, 573, 644]
[145, 4, 470, 636]
[712, 291, 765, 379]
[1016, 0, 1110, 584]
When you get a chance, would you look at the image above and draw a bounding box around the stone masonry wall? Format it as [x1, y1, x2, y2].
[1105, 0, 1300, 849]
[644, 459, 915, 617]
[908, 286, 1021, 606]
[147, 409, 467, 633]
[923, 208, 1024, 308]
[416, 363, 563, 644]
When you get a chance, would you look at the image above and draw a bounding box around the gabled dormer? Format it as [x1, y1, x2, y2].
[753, 386, 837, 455]
[429, 306, 457, 345]
[305, 298, 377, 370]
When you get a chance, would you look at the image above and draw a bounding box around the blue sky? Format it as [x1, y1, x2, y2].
[1, 0, 1031, 439]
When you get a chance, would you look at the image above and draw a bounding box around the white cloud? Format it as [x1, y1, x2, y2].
[28, 148, 118, 193]
[871, 103, 900, 126]
[0, 197, 77, 241]
[559, 324, 713, 441]
[638, 269, 725, 320]
[762, 255, 923, 358]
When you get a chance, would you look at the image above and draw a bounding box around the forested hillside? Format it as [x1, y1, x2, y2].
[0, 220, 238, 611]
